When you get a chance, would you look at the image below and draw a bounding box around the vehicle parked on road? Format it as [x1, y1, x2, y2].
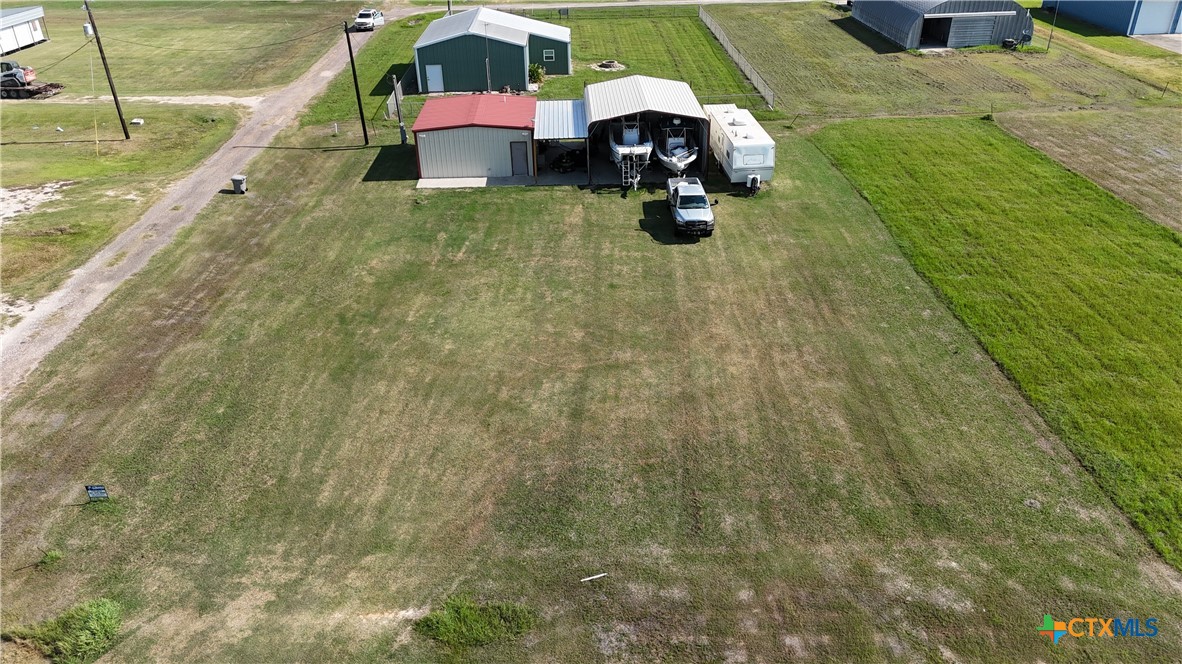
[354, 8, 385, 31]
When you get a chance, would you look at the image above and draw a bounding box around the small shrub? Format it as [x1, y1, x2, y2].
[37, 549, 64, 571]
[528, 63, 546, 85]
[413, 595, 538, 648]
[2, 599, 122, 664]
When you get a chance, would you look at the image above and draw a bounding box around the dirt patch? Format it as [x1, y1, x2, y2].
[593, 623, 638, 659]
[1139, 558, 1182, 595]
[0, 640, 48, 664]
[0, 182, 73, 226]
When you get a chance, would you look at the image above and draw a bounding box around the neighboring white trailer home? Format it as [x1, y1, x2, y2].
[1, 6, 48, 56]
[703, 104, 775, 187]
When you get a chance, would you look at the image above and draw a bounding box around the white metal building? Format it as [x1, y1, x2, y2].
[412, 94, 537, 179]
[1, 6, 48, 56]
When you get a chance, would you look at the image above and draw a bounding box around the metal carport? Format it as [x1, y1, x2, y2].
[852, 0, 1034, 49]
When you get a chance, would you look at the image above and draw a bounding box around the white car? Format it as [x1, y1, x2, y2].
[354, 8, 385, 31]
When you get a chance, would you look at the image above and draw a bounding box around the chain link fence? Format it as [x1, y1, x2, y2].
[698, 6, 775, 110]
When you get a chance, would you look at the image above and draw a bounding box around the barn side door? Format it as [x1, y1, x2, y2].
[947, 17, 997, 48]
[510, 142, 529, 176]
[425, 65, 444, 93]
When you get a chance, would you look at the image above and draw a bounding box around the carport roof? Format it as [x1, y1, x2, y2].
[412, 94, 537, 133]
[0, 6, 44, 29]
[583, 75, 705, 125]
[534, 100, 587, 140]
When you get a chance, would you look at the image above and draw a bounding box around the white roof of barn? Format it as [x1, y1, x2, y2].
[0, 6, 44, 30]
[583, 75, 705, 125]
[534, 100, 587, 140]
[414, 7, 571, 49]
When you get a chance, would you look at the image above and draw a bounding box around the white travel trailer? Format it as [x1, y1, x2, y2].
[703, 104, 774, 193]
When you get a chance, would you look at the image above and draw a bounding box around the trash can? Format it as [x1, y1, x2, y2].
[231, 174, 247, 194]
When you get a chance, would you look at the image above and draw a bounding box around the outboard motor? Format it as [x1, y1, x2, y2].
[746, 173, 761, 197]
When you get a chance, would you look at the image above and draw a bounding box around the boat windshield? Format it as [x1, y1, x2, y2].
[680, 194, 710, 209]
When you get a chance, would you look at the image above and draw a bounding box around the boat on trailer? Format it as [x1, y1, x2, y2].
[653, 119, 698, 175]
[609, 117, 652, 164]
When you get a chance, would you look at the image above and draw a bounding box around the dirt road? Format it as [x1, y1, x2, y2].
[0, 27, 379, 399]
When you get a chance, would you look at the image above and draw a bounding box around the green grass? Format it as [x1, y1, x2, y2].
[301, 13, 438, 127]
[23, 1, 356, 97]
[705, 3, 1178, 116]
[1, 103, 239, 301]
[2, 599, 121, 664]
[813, 116, 1182, 569]
[413, 595, 538, 647]
[3, 123, 1181, 661]
[528, 7, 757, 105]
[302, 7, 761, 129]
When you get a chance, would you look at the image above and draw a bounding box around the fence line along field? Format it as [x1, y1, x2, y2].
[25, 0, 349, 97]
[2, 117, 1181, 661]
[705, 3, 1177, 117]
[996, 108, 1182, 232]
[813, 116, 1182, 569]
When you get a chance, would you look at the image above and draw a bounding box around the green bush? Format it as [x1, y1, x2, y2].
[36, 549, 64, 571]
[2, 599, 122, 664]
[413, 595, 537, 647]
[529, 63, 546, 85]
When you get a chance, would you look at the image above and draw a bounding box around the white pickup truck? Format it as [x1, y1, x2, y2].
[666, 177, 717, 237]
[353, 8, 385, 31]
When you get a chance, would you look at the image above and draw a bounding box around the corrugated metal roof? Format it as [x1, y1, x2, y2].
[534, 100, 587, 140]
[415, 8, 570, 50]
[853, 0, 1031, 49]
[583, 75, 705, 125]
[0, 6, 44, 30]
[412, 94, 537, 133]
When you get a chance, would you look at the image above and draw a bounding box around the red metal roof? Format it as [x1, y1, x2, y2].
[412, 94, 537, 133]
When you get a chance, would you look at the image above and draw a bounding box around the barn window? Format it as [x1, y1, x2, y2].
[543, 49, 555, 62]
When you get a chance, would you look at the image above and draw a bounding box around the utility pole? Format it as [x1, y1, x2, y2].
[344, 21, 369, 146]
[1046, 5, 1060, 52]
[83, 0, 129, 140]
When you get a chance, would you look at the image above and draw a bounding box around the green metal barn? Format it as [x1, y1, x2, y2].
[413, 8, 571, 93]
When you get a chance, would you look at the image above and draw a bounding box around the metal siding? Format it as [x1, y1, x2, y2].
[1051, 0, 1137, 33]
[529, 35, 571, 75]
[855, 0, 1032, 47]
[417, 127, 534, 178]
[584, 76, 706, 125]
[948, 16, 997, 45]
[414, 35, 527, 92]
[1133, 0, 1181, 33]
[535, 100, 588, 139]
[0, 6, 44, 31]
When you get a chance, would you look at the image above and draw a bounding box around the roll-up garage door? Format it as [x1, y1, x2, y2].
[947, 17, 996, 48]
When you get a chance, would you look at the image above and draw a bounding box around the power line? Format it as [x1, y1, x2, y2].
[34, 40, 91, 74]
[103, 23, 339, 52]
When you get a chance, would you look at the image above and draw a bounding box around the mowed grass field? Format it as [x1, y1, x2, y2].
[3, 122, 1182, 661]
[302, 7, 760, 129]
[705, 3, 1177, 116]
[26, 0, 354, 96]
[996, 108, 1182, 232]
[813, 117, 1182, 569]
[1, 103, 239, 302]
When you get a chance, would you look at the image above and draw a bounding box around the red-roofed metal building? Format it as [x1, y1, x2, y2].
[412, 94, 537, 178]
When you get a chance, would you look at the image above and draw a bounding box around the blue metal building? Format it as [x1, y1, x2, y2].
[853, 0, 1035, 49]
[1044, 1, 1181, 35]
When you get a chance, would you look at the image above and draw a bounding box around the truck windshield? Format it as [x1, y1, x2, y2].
[680, 194, 710, 209]
[358, 11, 373, 18]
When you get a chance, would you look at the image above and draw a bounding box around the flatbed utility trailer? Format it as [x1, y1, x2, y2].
[1, 59, 61, 98]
